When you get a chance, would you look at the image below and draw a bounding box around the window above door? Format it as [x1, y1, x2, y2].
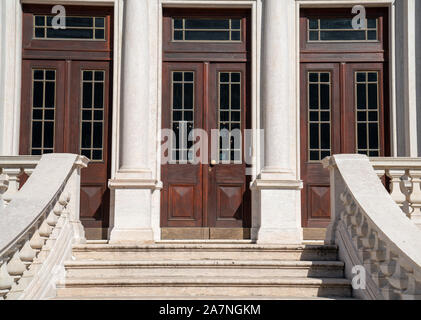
[300, 8, 388, 60]
[22, 4, 113, 59]
[163, 9, 250, 62]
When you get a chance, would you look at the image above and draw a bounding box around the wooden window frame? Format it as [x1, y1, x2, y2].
[22, 4, 113, 60]
[300, 8, 389, 62]
[163, 8, 250, 62]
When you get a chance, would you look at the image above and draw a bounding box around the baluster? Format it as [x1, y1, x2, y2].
[0, 259, 14, 300]
[0, 169, 10, 209]
[386, 169, 409, 215]
[1, 168, 22, 205]
[409, 169, 421, 228]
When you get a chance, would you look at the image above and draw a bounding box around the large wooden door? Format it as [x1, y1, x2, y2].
[300, 8, 389, 229]
[20, 59, 111, 237]
[161, 62, 250, 238]
[300, 62, 386, 227]
[19, 5, 113, 239]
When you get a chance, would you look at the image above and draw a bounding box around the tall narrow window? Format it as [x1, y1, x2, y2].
[172, 71, 194, 162]
[219, 72, 241, 162]
[31, 69, 56, 155]
[80, 70, 105, 161]
[355, 71, 380, 156]
[308, 72, 331, 161]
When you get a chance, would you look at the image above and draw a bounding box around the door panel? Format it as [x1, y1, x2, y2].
[301, 63, 340, 228]
[20, 59, 111, 234]
[344, 63, 385, 157]
[20, 60, 66, 155]
[69, 61, 111, 228]
[301, 62, 385, 228]
[161, 62, 204, 227]
[207, 63, 250, 228]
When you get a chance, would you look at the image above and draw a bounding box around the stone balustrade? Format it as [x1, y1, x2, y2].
[323, 155, 421, 300]
[0, 156, 41, 208]
[0, 154, 88, 300]
[370, 158, 421, 228]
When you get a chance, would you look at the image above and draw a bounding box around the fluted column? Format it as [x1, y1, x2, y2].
[253, 0, 302, 244]
[109, 0, 155, 243]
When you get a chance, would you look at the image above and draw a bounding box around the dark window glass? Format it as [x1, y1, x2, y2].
[308, 72, 331, 161]
[32, 121, 42, 148]
[34, 15, 105, 40]
[355, 72, 380, 155]
[173, 18, 241, 42]
[308, 17, 378, 42]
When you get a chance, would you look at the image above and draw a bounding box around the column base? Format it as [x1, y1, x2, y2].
[256, 227, 302, 244]
[252, 179, 303, 245]
[109, 228, 154, 244]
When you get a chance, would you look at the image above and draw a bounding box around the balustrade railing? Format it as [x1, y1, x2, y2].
[0, 154, 88, 300]
[0, 156, 41, 208]
[324, 155, 421, 300]
[370, 158, 421, 228]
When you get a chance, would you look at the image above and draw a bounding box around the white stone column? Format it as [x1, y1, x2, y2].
[0, 0, 22, 156]
[253, 0, 302, 244]
[109, 0, 156, 243]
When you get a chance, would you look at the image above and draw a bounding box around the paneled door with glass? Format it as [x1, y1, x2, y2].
[161, 62, 250, 233]
[300, 62, 386, 228]
[20, 60, 111, 234]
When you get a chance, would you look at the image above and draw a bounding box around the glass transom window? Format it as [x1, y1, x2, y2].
[308, 18, 378, 42]
[33, 15, 106, 40]
[172, 18, 241, 42]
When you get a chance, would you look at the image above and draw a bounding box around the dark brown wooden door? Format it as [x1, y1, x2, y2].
[301, 62, 386, 227]
[161, 62, 250, 230]
[20, 60, 111, 234]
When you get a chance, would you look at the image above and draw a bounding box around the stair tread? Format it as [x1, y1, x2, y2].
[64, 260, 344, 267]
[52, 295, 356, 300]
[60, 276, 351, 286]
[73, 244, 337, 250]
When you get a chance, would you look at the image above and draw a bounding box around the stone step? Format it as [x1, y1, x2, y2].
[56, 276, 352, 298]
[64, 260, 344, 279]
[52, 295, 355, 300]
[71, 244, 338, 261]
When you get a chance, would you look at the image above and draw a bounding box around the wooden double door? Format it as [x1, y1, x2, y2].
[20, 59, 111, 235]
[300, 62, 387, 228]
[161, 62, 251, 238]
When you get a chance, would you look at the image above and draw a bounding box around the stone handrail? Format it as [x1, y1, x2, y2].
[0, 156, 41, 208]
[370, 158, 421, 228]
[0, 154, 88, 300]
[323, 154, 421, 300]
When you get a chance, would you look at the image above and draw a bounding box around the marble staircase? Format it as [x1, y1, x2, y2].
[55, 242, 352, 299]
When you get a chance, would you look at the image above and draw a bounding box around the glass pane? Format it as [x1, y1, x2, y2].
[171, 71, 195, 162]
[34, 15, 106, 41]
[308, 18, 378, 42]
[173, 18, 242, 42]
[31, 69, 56, 155]
[218, 72, 242, 162]
[80, 70, 106, 161]
[355, 71, 380, 155]
[307, 71, 331, 161]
